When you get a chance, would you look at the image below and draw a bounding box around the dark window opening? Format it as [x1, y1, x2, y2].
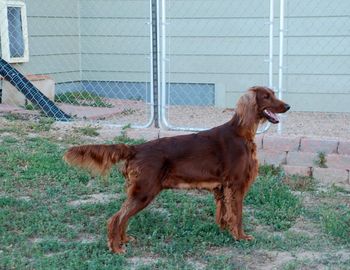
[7, 6, 25, 58]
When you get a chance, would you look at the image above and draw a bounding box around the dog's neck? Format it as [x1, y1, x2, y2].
[230, 112, 260, 141]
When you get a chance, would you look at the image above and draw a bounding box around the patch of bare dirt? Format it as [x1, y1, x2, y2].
[127, 254, 161, 270]
[68, 193, 119, 206]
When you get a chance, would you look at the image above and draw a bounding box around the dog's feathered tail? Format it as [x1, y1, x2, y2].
[63, 144, 135, 175]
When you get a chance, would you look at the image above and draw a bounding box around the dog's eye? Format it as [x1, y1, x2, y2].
[264, 95, 269, 99]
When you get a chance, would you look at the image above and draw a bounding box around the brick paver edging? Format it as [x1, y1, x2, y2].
[256, 134, 350, 188]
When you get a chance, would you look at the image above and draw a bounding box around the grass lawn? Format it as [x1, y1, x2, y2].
[0, 115, 349, 270]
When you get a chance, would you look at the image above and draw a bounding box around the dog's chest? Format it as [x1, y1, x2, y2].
[246, 141, 259, 182]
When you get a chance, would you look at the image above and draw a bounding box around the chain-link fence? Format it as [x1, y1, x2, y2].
[283, 0, 350, 112]
[1, 0, 349, 130]
[160, 0, 273, 130]
[0, 0, 153, 127]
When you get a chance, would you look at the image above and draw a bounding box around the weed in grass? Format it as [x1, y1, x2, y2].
[3, 112, 27, 121]
[113, 124, 146, 145]
[55, 91, 112, 108]
[246, 165, 302, 230]
[329, 184, 350, 195]
[74, 125, 100, 137]
[120, 108, 137, 116]
[283, 175, 316, 192]
[24, 103, 40, 111]
[28, 117, 55, 132]
[314, 151, 327, 168]
[319, 205, 350, 244]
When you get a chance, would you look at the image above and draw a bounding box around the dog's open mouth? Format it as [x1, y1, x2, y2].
[262, 109, 279, 124]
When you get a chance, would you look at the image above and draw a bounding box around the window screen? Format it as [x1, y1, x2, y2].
[7, 6, 25, 58]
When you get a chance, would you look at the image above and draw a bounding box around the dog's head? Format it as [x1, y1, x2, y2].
[235, 86, 290, 126]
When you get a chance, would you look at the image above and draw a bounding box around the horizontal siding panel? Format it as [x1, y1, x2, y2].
[286, 37, 350, 56]
[168, 18, 268, 37]
[81, 71, 150, 82]
[286, 56, 350, 74]
[26, 0, 78, 17]
[285, 75, 350, 93]
[80, 1, 149, 18]
[286, 17, 350, 36]
[28, 18, 79, 36]
[283, 92, 350, 112]
[169, 37, 269, 55]
[49, 72, 81, 84]
[23, 55, 80, 75]
[287, 0, 350, 17]
[80, 19, 149, 36]
[81, 37, 149, 54]
[168, 0, 269, 18]
[29, 37, 80, 56]
[168, 55, 268, 74]
[82, 55, 149, 72]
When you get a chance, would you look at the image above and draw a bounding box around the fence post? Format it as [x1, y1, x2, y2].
[278, 0, 285, 134]
[151, 0, 159, 128]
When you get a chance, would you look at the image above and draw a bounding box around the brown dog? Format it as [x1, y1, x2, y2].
[64, 86, 290, 253]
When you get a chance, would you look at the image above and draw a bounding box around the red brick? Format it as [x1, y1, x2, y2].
[325, 154, 350, 170]
[282, 165, 312, 177]
[312, 167, 349, 185]
[263, 135, 301, 152]
[300, 138, 338, 154]
[287, 151, 317, 167]
[338, 141, 350, 155]
[257, 150, 287, 166]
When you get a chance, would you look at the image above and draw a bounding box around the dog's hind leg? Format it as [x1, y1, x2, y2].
[214, 187, 227, 229]
[107, 182, 160, 254]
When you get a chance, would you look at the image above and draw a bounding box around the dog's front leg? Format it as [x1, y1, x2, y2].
[223, 187, 254, 241]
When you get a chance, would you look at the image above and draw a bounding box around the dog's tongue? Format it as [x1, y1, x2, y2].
[263, 109, 279, 122]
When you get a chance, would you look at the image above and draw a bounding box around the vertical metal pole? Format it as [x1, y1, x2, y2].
[151, 0, 159, 128]
[278, 0, 285, 134]
[268, 0, 274, 88]
[160, 0, 167, 129]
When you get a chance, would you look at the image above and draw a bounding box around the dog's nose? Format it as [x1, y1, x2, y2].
[284, 104, 291, 111]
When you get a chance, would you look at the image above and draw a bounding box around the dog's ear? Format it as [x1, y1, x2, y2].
[235, 89, 258, 127]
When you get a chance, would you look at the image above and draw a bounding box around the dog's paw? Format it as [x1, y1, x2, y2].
[239, 234, 254, 241]
[121, 235, 136, 244]
[108, 240, 126, 254]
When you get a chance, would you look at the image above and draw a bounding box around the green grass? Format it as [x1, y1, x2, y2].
[245, 166, 302, 230]
[55, 91, 113, 108]
[0, 119, 349, 269]
[318, 205, 350, 244]
[74, 125, 100, 137]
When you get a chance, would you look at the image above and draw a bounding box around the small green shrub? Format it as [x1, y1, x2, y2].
[55, 91, 112, 108]
[314, 151, 327, 168]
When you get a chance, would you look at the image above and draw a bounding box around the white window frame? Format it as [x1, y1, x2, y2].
[0, 0, 29, 63]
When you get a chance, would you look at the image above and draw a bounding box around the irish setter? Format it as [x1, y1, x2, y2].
[64, 86, 290, 253]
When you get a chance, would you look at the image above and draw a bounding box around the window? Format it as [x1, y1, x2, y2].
[0, 0, 29, 63]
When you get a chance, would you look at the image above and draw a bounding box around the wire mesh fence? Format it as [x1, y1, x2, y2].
[160, 0, 273, 130]
[0, 0, 153, 127]
[283, 0, 350, 112]
[0, 0, 349, 131]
